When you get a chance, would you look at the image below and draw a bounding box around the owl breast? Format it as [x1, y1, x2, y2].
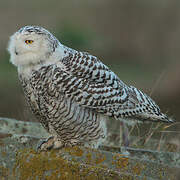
[19, 67, 106, 147]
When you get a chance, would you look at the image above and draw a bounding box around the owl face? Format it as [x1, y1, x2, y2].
[8, 26, 58, 67]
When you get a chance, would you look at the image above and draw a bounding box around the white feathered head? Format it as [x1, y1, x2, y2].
[8, 26, 59, 67]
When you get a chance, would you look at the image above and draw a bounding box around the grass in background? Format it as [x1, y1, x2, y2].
[55, 24, 94, 51]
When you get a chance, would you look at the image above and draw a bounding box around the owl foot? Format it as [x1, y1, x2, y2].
[37, 136, 64, 152]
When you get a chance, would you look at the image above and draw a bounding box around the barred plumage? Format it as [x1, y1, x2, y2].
[19, 66, 106, 148]
[8, 26, 173, 150]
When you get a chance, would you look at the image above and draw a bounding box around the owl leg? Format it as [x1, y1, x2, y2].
[37, 136, 64, 151]
[120, 122, 129, 147]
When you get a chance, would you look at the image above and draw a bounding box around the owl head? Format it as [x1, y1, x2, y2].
[8, 26, 60, 67]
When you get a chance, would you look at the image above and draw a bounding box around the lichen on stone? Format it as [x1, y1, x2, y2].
[0, 165, 9, 179]
[12, 147, 125, 180]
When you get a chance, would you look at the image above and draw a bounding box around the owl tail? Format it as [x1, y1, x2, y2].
[134, 111, 174, 123]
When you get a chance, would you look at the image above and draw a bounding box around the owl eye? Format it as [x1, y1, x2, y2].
[25, 40, 34, 44]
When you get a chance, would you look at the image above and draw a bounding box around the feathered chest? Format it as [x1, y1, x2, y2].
[19, 66, 55, 116]
[19, 74, 41, 117]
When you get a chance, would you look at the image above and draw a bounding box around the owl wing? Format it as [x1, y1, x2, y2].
[52, 51, 158, 119]
[61, 51, 125, 86]
[35, 53, 170, 122]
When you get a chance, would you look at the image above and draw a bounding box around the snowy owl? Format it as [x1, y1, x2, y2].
[8, 26, 173, 151]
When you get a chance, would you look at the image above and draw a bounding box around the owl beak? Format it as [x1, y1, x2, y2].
[15, 47, 19, 55]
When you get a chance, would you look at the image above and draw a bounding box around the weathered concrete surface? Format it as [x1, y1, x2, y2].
[0, 118, 180, 180]
[0, 117, 48, 138]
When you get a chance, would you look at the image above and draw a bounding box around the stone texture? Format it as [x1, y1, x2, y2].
[0, 118, 179, 180]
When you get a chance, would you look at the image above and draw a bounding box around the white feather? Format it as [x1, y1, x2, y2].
[8, 31, 67, 78]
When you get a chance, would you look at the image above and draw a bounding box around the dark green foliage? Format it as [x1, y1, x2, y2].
[56, 24, 93, 50]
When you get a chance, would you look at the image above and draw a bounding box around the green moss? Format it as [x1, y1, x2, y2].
[1, 151, 6, 157]
[64, 146, 84, 157]
[12, 147, 132, 180]
[0, 165, 9, 179]
[132, 163, 144, 176]
[112, 154, 129, 170]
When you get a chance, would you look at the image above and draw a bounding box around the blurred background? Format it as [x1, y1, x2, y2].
[0, 0, 179, 143]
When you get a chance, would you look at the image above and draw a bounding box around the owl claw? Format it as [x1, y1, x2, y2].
[37, 136, 64, 152]
[37, 136, 55, 152]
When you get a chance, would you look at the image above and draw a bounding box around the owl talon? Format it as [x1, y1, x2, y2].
[37, 136, 54, 152]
